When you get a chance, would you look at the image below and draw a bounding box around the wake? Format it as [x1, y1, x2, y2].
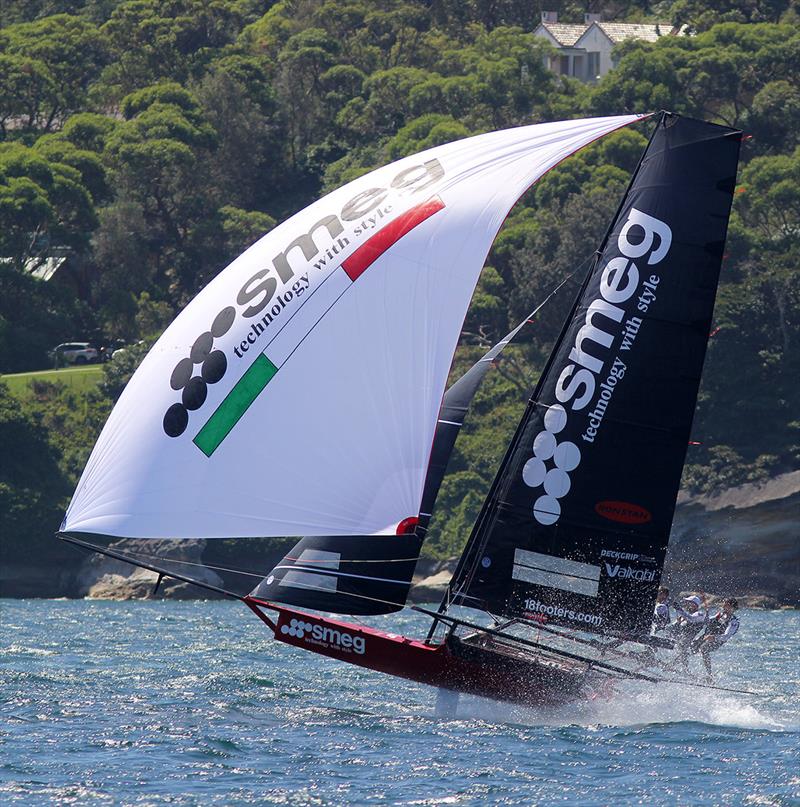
[453, 680, 795, 732]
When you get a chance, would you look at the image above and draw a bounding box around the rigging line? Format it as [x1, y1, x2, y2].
[412, 607, 763, 697]
[505, 616, 672, 653]
[246, 584, 761, 697]
[410, 605, 658, 681]
[283, 555, 421, 564]
[253, 580, 408, 611]
[425, 263, 592, 641]
[82, 550, 271, 579]
[439, 118, 666, 627]
[253, 571, 655, 682]
[271, 564, 410, 586]
[62, 547, 421, 583]
[57, 533, 245, 600]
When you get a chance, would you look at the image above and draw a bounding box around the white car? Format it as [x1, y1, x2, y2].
[51, 342, 99, 365]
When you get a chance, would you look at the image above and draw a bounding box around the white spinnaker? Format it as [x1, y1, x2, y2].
[63, 115, 643, 539]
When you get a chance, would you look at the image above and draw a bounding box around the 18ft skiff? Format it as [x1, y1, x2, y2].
[60, 112, 744, 708]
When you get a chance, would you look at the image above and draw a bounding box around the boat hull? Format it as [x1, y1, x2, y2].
[245, 597, 592, 707]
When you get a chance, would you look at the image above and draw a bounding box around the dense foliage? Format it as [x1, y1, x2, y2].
[1, 0, 798, 563]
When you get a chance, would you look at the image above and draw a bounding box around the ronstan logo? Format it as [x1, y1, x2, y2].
[595, 500, 652, 524]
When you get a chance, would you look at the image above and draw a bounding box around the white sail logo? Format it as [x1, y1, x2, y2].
[523, 207, 673, 525]
[522, 404, 581, 525]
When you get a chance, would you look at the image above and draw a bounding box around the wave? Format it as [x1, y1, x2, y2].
[452, 680, 797, 732]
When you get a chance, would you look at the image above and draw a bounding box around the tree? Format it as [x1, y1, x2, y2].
[0, 53, 56, 137]
[0, 14, 109, 132]
[0, 142, 97, 271]
[194, 56, 282, 213]
[0, 381, 71, 569]
[97, 0, 243, 102]
[591, 23, 800, 128]
[104, 82, 219, 299]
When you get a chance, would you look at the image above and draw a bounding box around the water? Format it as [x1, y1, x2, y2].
[1, 600, 797, 806]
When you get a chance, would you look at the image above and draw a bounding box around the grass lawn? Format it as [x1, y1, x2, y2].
[2, 364, 104, 398]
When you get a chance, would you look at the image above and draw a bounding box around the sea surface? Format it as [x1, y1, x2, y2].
[1, 600, 798, 806]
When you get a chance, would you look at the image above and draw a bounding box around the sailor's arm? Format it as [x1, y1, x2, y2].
[673, 605, 707, 624]
[713, 615, 740, 644]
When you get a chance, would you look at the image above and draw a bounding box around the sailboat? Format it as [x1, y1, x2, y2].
[60, 112, 743, 709]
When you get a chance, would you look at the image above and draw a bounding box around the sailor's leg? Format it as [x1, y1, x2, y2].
[434, 687, 460, 719]
[700, 640, 719, 682]
[667, 642, 691, 672]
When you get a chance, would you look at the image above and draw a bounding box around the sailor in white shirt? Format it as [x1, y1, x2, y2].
[666, 594, 708, 670]
[652, 586, 671, 632]
[692, 597, 740, 681]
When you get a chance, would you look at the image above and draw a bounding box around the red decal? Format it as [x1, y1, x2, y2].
[595, 500, 652, 525]
[396, 516, 419, 535]
[342, 196, 445, 281]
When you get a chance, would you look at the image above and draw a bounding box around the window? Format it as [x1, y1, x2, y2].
[587, 52, 600, 80]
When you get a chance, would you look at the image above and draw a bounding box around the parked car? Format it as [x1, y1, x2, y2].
[50, 342, 100, 365]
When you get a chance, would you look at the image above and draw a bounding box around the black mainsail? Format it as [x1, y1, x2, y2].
[445, 114, 741, 637]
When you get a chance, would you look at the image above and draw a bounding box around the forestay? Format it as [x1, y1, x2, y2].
[448, 115, 741, 637]
[62, 115, 641, 540]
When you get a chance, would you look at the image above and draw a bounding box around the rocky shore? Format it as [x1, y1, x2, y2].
[2, 471, 798, 606]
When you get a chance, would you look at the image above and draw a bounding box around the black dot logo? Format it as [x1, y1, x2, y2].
[211, 306, 235, 337]
[202, 350, 227, 384]
[190, 331, 213, 363]
[164, 308, 234, 437]
[182, 376, 207, 410]
[163, 403, 189, 437]
[170, 357, 193, 391]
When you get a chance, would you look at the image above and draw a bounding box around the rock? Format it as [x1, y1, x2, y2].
[76, 538, 225, 600]
[409, 566, 456, 603]
[665, 471, 800, 608]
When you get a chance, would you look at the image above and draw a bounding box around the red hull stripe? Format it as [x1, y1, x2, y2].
[342, 196, 445, 281]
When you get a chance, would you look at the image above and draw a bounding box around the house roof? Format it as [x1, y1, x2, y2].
[536, 22, 588, 47]
[1, 253, 68, 281]
[536, 20, 680, 50]
[27, 255, 67, 282]
[594, 21, 675, 43]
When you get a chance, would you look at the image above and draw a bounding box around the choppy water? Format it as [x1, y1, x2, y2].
[1, 600, 798, 806]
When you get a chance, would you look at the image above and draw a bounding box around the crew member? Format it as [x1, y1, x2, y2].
[602, 586, 673, 666]
[666, 594, 708, 671]
[692, 597, 740, 681]
[652, 586, 671, 632]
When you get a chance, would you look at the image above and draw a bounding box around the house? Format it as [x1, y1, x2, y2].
[534, 11, 682, 83]
[1, 246, 85, 297]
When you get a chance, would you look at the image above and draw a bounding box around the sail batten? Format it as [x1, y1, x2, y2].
[63, 115, 642, 541]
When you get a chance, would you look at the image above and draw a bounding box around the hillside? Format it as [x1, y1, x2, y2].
[0, 0, 798, 593]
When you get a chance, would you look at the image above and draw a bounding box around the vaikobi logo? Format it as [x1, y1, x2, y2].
[280, 618, 366, 655]
[604, 563, 656, 582]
